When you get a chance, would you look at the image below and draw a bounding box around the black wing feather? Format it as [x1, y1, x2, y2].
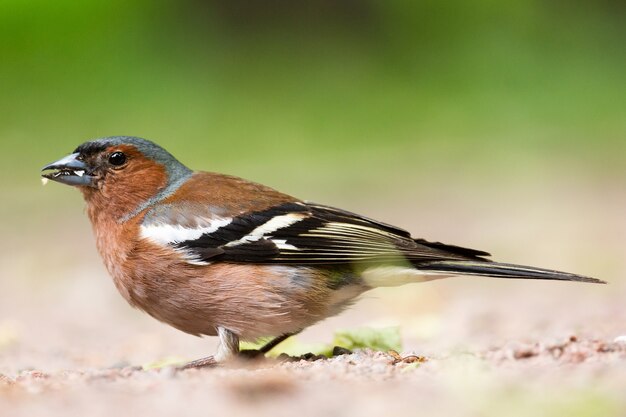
[175, 202, 490, 265]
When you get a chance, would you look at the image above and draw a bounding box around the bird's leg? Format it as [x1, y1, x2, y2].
[179, 355, 217, 370]
[215, 327, 240, 361]
[259, 332, 298, 353]
[179, 327, 239, 370]
[238, 331, 300, 359]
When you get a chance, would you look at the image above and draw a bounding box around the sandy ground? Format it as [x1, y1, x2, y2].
[3, 340, 626, 417]
[2, 296, 626, 417]
[1, 179, 625, 417]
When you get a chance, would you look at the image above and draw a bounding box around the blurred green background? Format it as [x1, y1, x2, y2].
[2, 0, 624, 192]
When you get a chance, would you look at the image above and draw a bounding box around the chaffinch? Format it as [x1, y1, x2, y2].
[42, 136, 604, 368]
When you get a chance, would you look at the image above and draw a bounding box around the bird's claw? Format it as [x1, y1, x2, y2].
[178, 356, 218, 370]
[237, 349, 266, 360]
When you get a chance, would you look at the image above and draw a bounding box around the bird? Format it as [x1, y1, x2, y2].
[41, 136, 604, 368]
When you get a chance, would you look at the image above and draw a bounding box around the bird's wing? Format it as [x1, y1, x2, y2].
[140, 200, 490, 265]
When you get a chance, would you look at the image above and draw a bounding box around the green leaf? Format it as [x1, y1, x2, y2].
[333, 326, 402, 352]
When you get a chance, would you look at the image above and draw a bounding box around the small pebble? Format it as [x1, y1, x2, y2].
[613, 335, 626, 344]
[332, 346, 353, 356]
[0, 374, 15, 385]
[159, 366, 178, 379]
[108, 360, 131, 369]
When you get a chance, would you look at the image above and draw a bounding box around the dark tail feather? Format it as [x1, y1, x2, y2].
[418, 260, 606, 284]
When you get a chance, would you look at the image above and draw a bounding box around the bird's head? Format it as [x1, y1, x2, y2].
[42, 136, 193, 220]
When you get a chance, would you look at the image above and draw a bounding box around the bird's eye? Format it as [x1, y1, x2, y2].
[108, 152, 127, 166]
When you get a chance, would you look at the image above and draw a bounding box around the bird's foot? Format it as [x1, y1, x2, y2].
[178, 351, 264, 370]
[238, 349, 325, 362]
[275, 346, 353, 362]
[179, 346, 355, 369]
[237, 349, 266, 360]
[387, 350, 427, 365]
[276, 352, 326, 362]
[178, 355, 218, 370]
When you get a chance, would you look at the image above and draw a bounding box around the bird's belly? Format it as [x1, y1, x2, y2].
[110, 250, 365, 339]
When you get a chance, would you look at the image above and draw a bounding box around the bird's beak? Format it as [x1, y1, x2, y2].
[41, 153, 96, 187]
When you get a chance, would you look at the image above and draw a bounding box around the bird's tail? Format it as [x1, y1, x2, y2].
[417, 260, 606, 284]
